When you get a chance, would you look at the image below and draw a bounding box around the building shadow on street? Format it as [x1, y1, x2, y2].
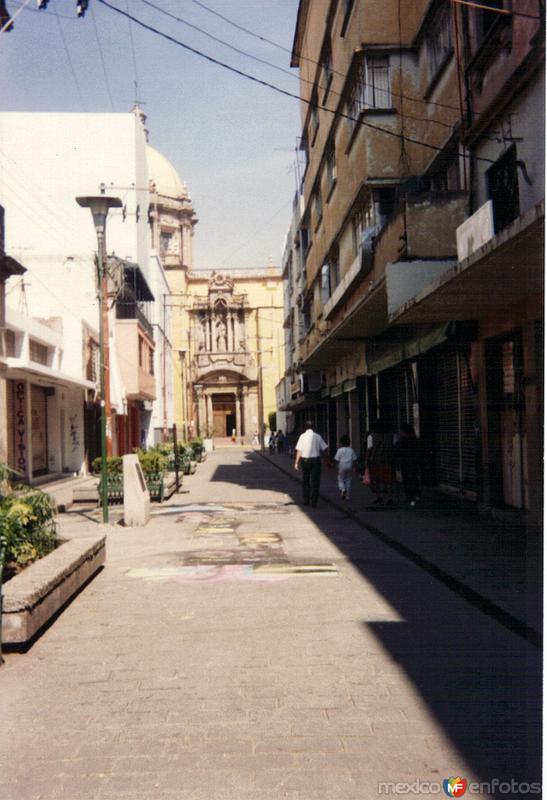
[210, 451, 542, 796]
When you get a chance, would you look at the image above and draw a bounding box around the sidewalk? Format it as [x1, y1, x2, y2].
[0, 448, 541, 799]
[260, 448, 542, 640]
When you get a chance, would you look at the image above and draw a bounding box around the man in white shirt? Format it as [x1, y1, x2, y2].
[294, 421, 329, 507]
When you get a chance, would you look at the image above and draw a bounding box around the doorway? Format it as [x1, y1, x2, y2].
[212, 393, 236, 437]
[486, 333, 527, 508]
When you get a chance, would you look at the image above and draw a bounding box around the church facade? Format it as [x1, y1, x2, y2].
[147, 143, 284, 443]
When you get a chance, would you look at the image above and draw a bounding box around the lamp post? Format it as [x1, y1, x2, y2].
[194, 383, 203, 438]
[76, 195, 122, 524]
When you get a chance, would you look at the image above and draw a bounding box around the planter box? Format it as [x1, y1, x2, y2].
[2, 534, 106, 646]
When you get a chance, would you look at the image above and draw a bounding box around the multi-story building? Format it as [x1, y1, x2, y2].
[285, 0, 543, 520]
[0, 110, 175, 480]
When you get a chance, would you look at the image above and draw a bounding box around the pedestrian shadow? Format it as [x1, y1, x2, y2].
[210, 451, 542, 793]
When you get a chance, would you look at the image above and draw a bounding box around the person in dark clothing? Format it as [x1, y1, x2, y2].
[395, 422, 421, 506]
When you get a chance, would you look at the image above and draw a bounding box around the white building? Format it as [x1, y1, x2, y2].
[0, 109, 175, 481]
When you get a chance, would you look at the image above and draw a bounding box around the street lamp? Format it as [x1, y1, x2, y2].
[76, 195, 122, 524]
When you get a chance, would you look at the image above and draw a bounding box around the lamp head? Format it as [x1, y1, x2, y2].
[76, 196, 122, 234]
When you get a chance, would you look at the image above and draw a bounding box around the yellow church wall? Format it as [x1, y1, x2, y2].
[167, 269, 284, 441]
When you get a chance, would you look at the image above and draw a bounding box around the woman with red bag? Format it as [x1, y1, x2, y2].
[364, 419, 395, 507]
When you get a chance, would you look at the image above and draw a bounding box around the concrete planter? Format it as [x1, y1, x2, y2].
[2, 534, 106, 646]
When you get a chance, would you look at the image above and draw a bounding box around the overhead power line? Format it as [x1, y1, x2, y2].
[136, 0, 460, 132]
[188, 0, 476, 117]
[96, 0, 497, 166]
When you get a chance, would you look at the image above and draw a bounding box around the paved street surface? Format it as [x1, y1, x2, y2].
[0, 448, 541, 799]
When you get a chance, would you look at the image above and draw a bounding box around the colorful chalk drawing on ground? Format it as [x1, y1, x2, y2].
[125, 564, 290, 583]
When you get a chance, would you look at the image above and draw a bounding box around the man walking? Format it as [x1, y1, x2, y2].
[294, 421, 329, 507]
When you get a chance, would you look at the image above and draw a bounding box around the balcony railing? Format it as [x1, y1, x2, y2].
[116, 301, 153, 338]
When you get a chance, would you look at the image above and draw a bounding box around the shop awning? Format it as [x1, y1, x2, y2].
[365, 322, 451, 374]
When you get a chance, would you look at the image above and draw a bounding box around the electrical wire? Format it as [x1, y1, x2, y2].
[55, 12, 86, 110]
[136, 0, 459, 133]
[0, 0, 32, 33]
[188, 0, 474, 117]
[450, 0, 541, 20]
[96, 0, 497, 166]
[91, 2, 116, 111]
[219, 200, 292, 265]
[9, 0, 76, 20]
[125, 0, 141, 103]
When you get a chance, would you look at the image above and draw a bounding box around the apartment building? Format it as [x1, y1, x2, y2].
[284, 0, 543, 520]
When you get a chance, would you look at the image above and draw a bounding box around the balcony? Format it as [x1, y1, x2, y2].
[302, 191, 469, 370]
[116, 301, 153, 338]
[114, 319, 156, 402]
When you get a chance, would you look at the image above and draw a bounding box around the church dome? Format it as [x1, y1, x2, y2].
[147, 145, 186, 200]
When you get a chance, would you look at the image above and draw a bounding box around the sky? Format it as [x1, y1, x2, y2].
[0, 0, 302, 269]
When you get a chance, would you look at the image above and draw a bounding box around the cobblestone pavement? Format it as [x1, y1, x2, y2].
[0, 448, 541, 799]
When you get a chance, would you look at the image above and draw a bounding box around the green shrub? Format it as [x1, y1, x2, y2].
[0, 488, 58, 580]
[137, 449, 169, 475]
[92, 456, 123, 475]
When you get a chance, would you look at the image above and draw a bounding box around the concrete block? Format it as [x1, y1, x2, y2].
[123, 454, 150, 526]
[2, 535, 106, 644]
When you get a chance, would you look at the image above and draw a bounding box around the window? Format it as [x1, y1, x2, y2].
[309, 97, 319, 144]
[300, 220, 310, 255]
[5, 329, 15, 357]
[340, 0, 355, 37]
[301, 295, 311, 333]
[29, 339, 49, 366]
[326, 145, 337, 193]
[347, 55, 391, 126]
[321, 43, 333, 101]
[329, 248, 340, 291]
[428, 146, 461, 191]
[313, 189, 323, 227]
[320, 264, 331, 305]
[86, 338, 99, 382]
[138, 336, 144, 368]
[426, 3, 453, 80]
[365, 56, 391, 109]
[486, 145, 519, 233]
[352, 200, 375, 258]
[149, 346, 155, 376]
[160, 231, 173, 256]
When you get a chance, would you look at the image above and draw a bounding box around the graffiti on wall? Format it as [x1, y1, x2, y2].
[69, 413, 80, 453]
[15, 381, 26, 475]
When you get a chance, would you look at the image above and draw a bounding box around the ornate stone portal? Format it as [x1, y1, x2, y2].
[191, 273, 258, 440]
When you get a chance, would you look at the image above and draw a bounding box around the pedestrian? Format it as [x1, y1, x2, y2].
[334, 434, 358, 500]
[394, 422, 421, 507]
[365, 419, 395, 507]
[294, 421, 329, 508]
[276, 430, 285, 454]
[268, 430, 276, 454]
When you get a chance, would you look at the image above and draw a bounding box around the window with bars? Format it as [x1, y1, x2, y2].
[29, 339, 49, 366]
[351, 200, 375, 258]
[347, 55, 391, 125]
[426, 3, 453, 80]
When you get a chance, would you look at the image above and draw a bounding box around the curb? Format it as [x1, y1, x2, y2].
[258, 450, 541, 649]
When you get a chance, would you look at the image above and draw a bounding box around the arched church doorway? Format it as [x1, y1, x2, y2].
[212, 393, 237, 436]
